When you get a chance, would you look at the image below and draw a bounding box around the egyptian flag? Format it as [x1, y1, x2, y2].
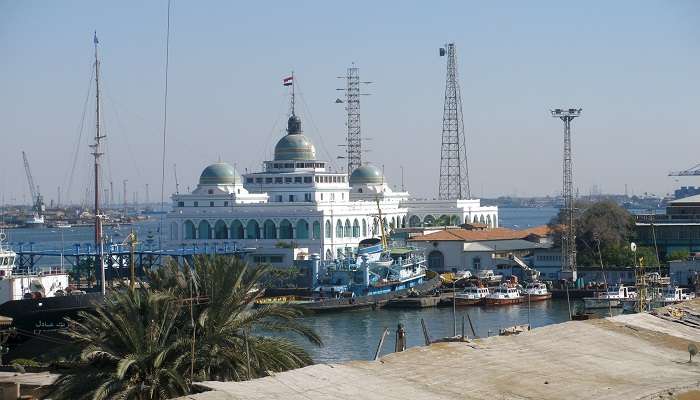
[283, 76, 293, 86]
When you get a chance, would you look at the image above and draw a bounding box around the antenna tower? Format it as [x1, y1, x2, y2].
[438, 43, 470, 200]
[337, 64, 371, 175]
[551, 108, 582, 279]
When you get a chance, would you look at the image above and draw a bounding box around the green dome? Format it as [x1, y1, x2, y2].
[199, 162, 240, 185]
[350, 164, 384, 185]
[274, 134, 316, 161]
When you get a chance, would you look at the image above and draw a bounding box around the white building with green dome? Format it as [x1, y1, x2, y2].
[166, 112, 497, 264]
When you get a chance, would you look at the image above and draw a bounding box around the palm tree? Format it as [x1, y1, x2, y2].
[50, 287, 189, 399]
[50, 255, 321, 399]
[151, 256, 322, 381]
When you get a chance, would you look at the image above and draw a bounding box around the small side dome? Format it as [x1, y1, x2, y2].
[199, 162, 241, 185]
[350, 164, 384, 185]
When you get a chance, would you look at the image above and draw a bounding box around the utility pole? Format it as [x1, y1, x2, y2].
[438, 43, 470, 200]
[551, 108, 582, 281]
[336, 64, 371, 175]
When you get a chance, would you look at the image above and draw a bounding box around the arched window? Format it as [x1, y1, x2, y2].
[372, 219, 378, 235]
[409, 215, 421, 227]
[325, 220, 332, 238]
[423, 215, 435, 227]
[296, 219, 309, 239]
[198, 220, 211, 239]
[352, 219, 360, 237]
[184, 220, 196, 239]
[325, 249, 333, 260]
[480, 215, 485, 224]
[230, 220, 244, 239]
[312, 221, 321, 239]
[427, 250, 445, 270]
[344, 219, 352, 237]
[246, 220, 260, 239]
[279, 219, 293, 239]
[389, 217, 395, 229]
[401, 216, 406, 228]
[362, 219, 367, 237]
[473, 215, 479, 223]
[170, 222, 179, 240]
[336, 219, 344, 238]
[438, 215, 450, 226]
[263, 220, 277, 239]
[214, 220, 228, 239]
[451, 215, 460, 226]
[487, 215, 492, 228]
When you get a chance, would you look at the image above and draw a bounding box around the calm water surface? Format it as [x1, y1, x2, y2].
[5, 208, 596, 362]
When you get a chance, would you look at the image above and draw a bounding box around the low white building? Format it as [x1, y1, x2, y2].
[166, 112, 498, 262]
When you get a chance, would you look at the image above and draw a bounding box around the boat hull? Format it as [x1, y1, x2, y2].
[524, 293, 552, 302]
[482, 297, 523, 306]
[453, 297, 483, 306]
[583, 298, 621, 309]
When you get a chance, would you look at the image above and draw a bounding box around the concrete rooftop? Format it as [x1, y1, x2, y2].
[177, 301, 700, 400]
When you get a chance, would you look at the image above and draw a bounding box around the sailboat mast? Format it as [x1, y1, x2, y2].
[91, 31, 106, 294]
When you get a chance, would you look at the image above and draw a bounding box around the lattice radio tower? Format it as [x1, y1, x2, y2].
[551, 108, 582, 279]
[337, 64, 371, 174]
[438, 43, 470, 200]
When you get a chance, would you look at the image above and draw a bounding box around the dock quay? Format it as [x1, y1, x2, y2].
[384, 295, 441, 309]
[179, 300, 700, 400]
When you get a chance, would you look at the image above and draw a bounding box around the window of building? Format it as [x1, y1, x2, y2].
[209, 201, 214, 207]
[473, 257, 481, 270]
[304, 193, 312, 202]
[193, 201, 198, 207]
[304, 176, 312, 183]
[315, 176, 320, 183]
[276, 195, 283, 202]
[320, 193, 324, 200]
[246, 178, 253, 184]
[208, 189, 214, 194]
[274, 163, 281, 168]
[178, 201, 184, 207]
[276, 177, 284, 183]
[288, 194, 295, 202]
[285, 177, 292, 183]
[294, 177, 302, 183]
[270, 255, 283, 263]
[255, 178, 263, 184]
[285, 163, 294, 168]
[265, 177, 273, 184]
[358, 188, 363, 193]
[341, 193, 344, 200]
[296, 163, 304, 168]
[253, 255, 267, 263]
[224, 201, 229, 207]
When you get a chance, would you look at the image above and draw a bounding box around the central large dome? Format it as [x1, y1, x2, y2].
[274, 114, 316, 161]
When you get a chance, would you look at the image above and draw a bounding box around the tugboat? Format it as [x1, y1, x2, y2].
[522, 281, 552, 301]
[454, 285, 489, 306]
[583, 284, 636, 309]
[483, 278, 523, 306]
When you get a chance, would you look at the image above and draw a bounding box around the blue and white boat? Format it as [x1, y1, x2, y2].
[313, 237, 427, 299]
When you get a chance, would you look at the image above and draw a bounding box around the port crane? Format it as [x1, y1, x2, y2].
[21, 151, 44, 214]
[669, 163, 700, 177]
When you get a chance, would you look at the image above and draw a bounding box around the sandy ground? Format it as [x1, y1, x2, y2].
[176, 300, 700, 400]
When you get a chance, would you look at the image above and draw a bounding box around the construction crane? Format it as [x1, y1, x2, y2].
[669, 163, 700, 177]
[21, 151, 44, 213]
[173, 163, 180, 194]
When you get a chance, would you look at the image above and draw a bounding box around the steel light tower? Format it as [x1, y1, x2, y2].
[551, 108, 582, 280]
[337, 64, 371, 174]
[438, 43, 470, 200]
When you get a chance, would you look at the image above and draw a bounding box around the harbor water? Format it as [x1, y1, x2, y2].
[3, 207, 593, 362]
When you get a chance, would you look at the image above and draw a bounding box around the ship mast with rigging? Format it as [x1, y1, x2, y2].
[90, 31, 106, 295]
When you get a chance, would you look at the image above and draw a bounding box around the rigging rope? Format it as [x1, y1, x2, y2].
[159, 0, 172, 246]
[65, 67, 95, 204]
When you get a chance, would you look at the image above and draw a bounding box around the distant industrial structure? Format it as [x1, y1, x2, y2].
[438, 43, 470, 201]
[551, 108, 582, 280]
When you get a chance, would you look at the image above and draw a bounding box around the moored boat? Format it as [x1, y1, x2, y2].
[453, 286, 489, 306]
[522, 281, 552, 301]
[583, 284, 636, 309]
[482, 283, 522, 306]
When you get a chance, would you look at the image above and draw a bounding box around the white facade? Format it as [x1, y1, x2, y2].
[165, 113, 498, 262]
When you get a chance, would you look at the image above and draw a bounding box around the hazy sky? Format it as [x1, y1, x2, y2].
[1, 0, 699, 205]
